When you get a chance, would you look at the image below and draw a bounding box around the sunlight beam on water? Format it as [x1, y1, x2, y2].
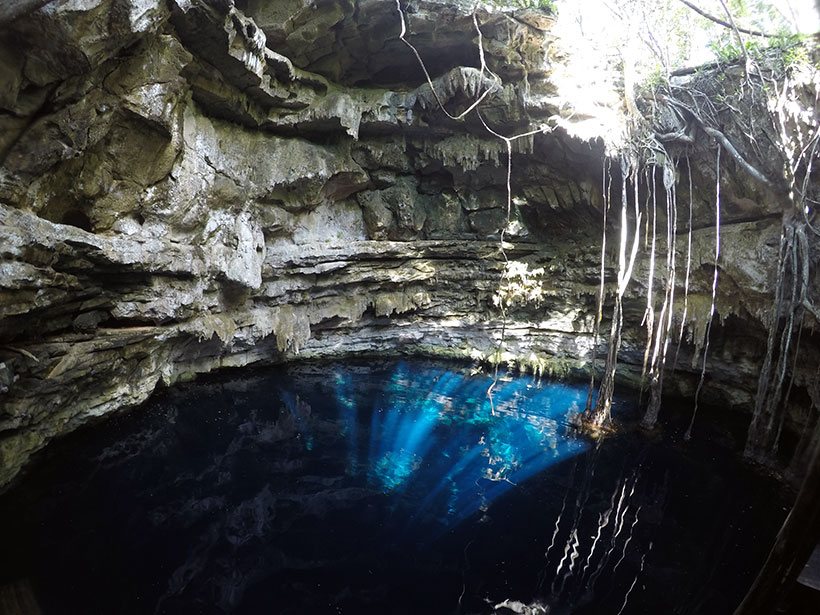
[348, 363, 593, 527]
[279, 390, 314, 451]
[334, 371, 359, 473]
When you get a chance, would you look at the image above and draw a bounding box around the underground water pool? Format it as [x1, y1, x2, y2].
[0, 359, 788, 614]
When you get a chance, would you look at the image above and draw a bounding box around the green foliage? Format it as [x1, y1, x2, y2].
[707, 29, 811, 72]
[707, 36, 763, 62]
[726, 0, 791, 32]
[695, 0, 807, 66]
[767, 32, 803, 51]
[767, 34, 812, 70]
[638, 65, 668, 94]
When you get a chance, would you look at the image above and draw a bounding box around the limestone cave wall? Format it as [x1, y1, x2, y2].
[0, 0, 817, 488]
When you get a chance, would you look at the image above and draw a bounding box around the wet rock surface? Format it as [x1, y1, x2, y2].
[0, 0, 817, 487]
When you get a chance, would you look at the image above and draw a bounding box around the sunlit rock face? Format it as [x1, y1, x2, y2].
[0, 0, 816, 487]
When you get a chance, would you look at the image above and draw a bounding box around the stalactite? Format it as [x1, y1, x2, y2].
[394, 0, 499, 120]
[685, 147, 721, 441]
[396, 0, 816, 465]
[394, 0, 555, 415]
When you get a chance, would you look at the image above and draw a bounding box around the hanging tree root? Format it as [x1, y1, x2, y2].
[672, 158, 694, 373]
[674, 0, 779, 38]
[745, 214, 818, 463]
[642, 159, 678, 431]
[579, 158, 643, 435]
[394, 0, 556, 413]
[585, 158, 613, 414]
[658, 95, 774, 188]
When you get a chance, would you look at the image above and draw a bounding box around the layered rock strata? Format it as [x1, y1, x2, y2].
[0, 0, 817, 487]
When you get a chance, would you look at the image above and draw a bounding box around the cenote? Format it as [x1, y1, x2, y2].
[3, 0, 820, 613]
[0, 360, 790, 614]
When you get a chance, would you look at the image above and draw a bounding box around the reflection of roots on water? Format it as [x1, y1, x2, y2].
[481, 468, 517, 485]
[535, 455, 650, 612]
[491, 598, 550, 614]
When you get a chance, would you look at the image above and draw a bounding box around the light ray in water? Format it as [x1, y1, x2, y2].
[334, 371, 359, 473]
[279, 390, 314, 451]
[357, 364, 592, 525]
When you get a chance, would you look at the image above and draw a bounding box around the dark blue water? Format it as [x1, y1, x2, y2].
[0, 360, 788, 614]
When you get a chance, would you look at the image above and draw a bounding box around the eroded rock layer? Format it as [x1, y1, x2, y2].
[1, 0, 817, 487]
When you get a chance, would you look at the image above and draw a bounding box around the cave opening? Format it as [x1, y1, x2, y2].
[59, 209, 93, 232]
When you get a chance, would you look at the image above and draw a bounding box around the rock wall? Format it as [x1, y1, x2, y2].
[0, 0, 817, 488]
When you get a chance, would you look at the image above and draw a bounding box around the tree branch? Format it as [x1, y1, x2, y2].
[670, 60, 736, 76]
[700, 124, 772, 186]
[655, 130, 695, 144]
[674, 0, 779, 38]
[717, 0, 751, 76]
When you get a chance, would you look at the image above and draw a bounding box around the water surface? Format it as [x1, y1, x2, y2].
[0, 360, 788, 614]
